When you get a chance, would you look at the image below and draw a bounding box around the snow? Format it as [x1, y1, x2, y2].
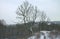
[27, 31, 60, 39]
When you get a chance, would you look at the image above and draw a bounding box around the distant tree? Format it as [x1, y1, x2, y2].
[0, 19, 6, 26]
[0, 19, 6, 39]
[39, 11, 47, 30]
[32, 6, 38, 22]
[40, 11, 47, 22]
[0, 19, 6, 32]
[0, 20, 4, 26]
[47, 17, 50, 22]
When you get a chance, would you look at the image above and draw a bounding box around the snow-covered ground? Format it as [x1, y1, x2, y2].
[27, 31, 60, 39]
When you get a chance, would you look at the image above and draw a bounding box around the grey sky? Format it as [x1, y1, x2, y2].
[0, 0, 60, 24]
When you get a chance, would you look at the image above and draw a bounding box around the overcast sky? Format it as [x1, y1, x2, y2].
[0, 0, 60, 24]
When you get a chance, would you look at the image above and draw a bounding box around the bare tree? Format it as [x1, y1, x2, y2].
[16, 1, 49, 32]
[16, 1, 36, 34]
[38, 11, 47, 30]
[0, 19, 6, 26]
[16, 1, 34, 23]
[40, 11, 47, 22]
[47, 17, 50, 22]
[0, 19, 6, 39]
[32, 6, 38, 22]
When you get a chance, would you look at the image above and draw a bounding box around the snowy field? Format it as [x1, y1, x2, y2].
[28, 31, 60, 39]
